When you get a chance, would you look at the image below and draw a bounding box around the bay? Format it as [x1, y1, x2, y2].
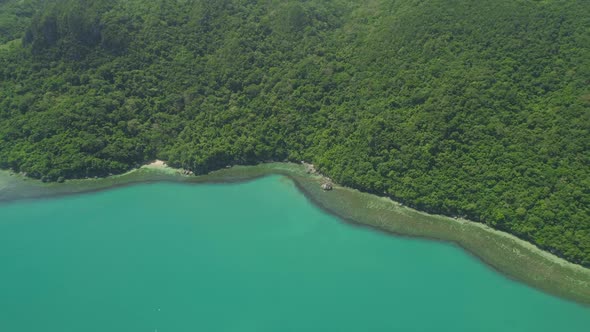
[0, 175, 588, 331]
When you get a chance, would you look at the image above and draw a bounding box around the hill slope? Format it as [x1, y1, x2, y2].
[0, 0, 589, 266]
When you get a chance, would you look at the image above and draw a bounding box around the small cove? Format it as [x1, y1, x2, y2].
[0, 176, 589, 331]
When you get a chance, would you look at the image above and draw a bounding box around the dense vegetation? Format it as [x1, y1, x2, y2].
[0, 0, 37, 45]
[0, 0, 588, 266]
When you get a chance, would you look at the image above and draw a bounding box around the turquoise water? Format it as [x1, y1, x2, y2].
[0, 176, 588, 332]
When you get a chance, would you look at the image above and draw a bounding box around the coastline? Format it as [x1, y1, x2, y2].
[0, 161, 589, 305]
[281, 165, 590, 306]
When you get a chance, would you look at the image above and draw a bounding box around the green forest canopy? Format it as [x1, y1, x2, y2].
[0, 0, 589, 266]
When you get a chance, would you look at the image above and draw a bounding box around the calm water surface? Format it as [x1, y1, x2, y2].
[0, 176, 588, 332]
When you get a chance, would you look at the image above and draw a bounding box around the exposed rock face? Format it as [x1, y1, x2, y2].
[305, 164, 317, 174]
[321, 182, 333, 191]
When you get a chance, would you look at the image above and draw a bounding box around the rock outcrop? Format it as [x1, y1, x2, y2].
[321, 182, 333, 191]
[179, 169, 194, 176]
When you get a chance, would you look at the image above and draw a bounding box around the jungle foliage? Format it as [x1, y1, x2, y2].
[0, 0, 589, 266]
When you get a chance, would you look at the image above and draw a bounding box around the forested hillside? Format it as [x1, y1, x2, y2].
[0, 0, 588, 266]
[0, 0, 38, 44]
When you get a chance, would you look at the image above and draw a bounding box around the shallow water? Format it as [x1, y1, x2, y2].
[0, 176, 588, 332]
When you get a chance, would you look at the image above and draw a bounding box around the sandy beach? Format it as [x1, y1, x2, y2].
[143, 160, 168, 169]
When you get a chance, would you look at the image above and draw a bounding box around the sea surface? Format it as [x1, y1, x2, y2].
[0, 176, 588, 332]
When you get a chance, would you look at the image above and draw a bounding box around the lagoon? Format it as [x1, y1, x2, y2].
[0, 175, 588, 331]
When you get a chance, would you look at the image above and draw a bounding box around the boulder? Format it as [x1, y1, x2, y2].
[321, 182, 333, 191]
[179, 169, 194, 176]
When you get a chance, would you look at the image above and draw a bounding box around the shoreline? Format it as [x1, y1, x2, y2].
[301, 181, 590, 274]
[0, 162, 589, 305]
[281, 167, 590, 306]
